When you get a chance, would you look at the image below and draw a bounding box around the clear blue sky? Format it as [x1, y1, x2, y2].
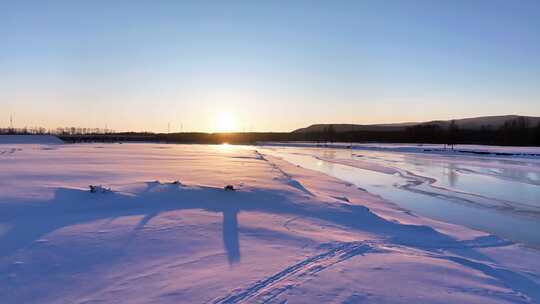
[2, 0, 539, 132]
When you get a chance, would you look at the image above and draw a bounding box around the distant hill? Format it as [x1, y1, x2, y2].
[292, 123, 417, 133]
[292, 115, 540, 133]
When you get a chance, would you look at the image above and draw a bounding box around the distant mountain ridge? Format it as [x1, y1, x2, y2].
[292, 115, 540, 133]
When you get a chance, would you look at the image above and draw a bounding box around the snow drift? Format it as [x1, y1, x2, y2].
[0, 135, 64, 144]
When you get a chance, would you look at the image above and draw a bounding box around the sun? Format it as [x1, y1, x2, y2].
[215, 112, 238, 132]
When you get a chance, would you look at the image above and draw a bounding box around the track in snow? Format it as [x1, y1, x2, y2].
[212, 242, 377, 304]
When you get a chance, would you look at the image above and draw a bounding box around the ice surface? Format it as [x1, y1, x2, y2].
[261, 146, 540, 247]
[1, 143, 539, 303]
[260, 142, 540, 158]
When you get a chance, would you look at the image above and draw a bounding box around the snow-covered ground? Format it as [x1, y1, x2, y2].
[1, 141, 540, 303]
[0, 135, 64, 145]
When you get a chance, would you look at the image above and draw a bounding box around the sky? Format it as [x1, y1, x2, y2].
[1, 0, 540, 132]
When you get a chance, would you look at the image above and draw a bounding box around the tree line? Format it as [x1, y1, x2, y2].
[3, 117, 540, 146]
[312, 117, 540, 146]
[0, 127, 114, 135]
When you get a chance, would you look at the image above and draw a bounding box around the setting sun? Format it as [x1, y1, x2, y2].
[214, 112, 238, 133]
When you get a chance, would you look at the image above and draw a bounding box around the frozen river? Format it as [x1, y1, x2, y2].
[260, 146, 540, 247]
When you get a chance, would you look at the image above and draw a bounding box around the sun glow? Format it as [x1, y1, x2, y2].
[214, 112, 238, 133]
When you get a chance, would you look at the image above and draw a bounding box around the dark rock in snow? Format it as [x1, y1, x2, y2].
[89, 185, 112, 193]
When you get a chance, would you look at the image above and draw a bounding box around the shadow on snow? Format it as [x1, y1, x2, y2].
[0, 182, 538, 302]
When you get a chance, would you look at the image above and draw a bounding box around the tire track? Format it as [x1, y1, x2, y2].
[211, 242, 377, 304]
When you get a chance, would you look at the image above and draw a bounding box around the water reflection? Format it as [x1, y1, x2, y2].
[444, 162, 458, 188]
